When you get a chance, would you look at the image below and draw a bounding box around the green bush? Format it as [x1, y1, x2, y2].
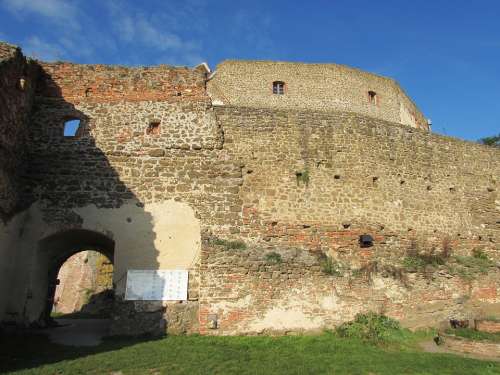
[265, 252, 282, 264]
[336, 313, 403, 344]
[472, 248, 489, 261]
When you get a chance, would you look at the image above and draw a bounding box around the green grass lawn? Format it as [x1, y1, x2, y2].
[1, 331, 499, 375]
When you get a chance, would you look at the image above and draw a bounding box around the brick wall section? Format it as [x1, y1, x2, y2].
[37, 62, 208, 104]
[199, 240, 500, 335]
[0, 42, 37, 220]
[208, 60, 428, 130]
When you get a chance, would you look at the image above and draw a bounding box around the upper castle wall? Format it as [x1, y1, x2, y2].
[37, 62, 209, 104]
[207, 60, 429, 130]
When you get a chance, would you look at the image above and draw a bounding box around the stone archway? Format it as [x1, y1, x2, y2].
[37, 229, 115, 325]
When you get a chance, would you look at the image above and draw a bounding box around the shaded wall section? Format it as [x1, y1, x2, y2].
[0, 43, 38, 323]
[1, 55, 244, 335]
[0, 43, 36, 219]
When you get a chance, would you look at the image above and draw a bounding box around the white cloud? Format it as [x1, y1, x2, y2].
[3, 0, 206, 65]
[23, 36, 64, 61]
[2, 0, 79, 27]
[106, 1, 204, 66]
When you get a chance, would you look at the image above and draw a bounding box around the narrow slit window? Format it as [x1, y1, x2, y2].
[273, 81, 285, 95]
[63, 119, 81, 137]
[368, 91, 377, 105]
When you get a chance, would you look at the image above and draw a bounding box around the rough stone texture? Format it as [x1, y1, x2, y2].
[208, 60, 429, 130]
[0, 43, 37, 220]
[110, 300, 166, 337]
[199, 239, 499, 335]
[475, 320, 500, 333]
[440, 333, 500, 358]
[37, 62, 208, 104]
[0, 42, 498, 336]
[195, 106, 498, 333]
[165, 301, 199, 335]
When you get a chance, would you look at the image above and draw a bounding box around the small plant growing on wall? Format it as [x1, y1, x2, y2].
[295, 170, 310, 186]
[319, 254, 342, 276]
[211, 237, 247, 251]
[472, 248, 489, 261]
[402, 237, 453, 272]
[265, 252, 282, 264]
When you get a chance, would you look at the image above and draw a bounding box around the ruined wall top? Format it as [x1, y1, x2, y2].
[37, 62, 209, 104]
[207, 60, 429, 130]
[0, 42, 19, 64]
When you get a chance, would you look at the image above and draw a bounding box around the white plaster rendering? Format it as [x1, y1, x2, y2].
[0, 199, 201, 324]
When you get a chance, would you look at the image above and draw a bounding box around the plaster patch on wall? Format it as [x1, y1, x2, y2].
[372, 277, 406, 301]
[319, 292, 341, 310]
[247, 293, 330, 332]
[75, 200, 201, 294]
[248, 306, 324, 332]
[212, 294, 253, 312]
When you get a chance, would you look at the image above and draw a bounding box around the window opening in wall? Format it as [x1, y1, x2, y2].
[63, 119, 81, 137]
[368, 91, 377, 104]
[18, 77, 27, 90]
[359, 234, 374, 248]
[272, 81, 285, 95]
[147, 120, 161, 135]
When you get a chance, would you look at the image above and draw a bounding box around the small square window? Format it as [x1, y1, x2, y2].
[64, 119, 81, 137]
[146, 120, 161, 135]
[273, 81, 285, 95]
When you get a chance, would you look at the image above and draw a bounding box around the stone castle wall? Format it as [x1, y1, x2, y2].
[207, 60, 429, 130]
[0, 43, 36, 220]
[0, 44, 38, 323]
[0, 42, 498, 335]
[198, 106, 499, 334]
[0, 52, 242, 328]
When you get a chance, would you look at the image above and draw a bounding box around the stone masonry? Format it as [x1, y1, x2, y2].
[0, 41, 498, 336]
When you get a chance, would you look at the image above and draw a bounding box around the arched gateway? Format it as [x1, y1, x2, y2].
[37, 229, 115, 325]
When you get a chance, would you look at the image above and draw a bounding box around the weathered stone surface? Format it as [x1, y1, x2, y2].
[0, 41, 498, 337]
[165, 302, 199, 335]
[110, 300, 166, 337]
[208, 60, 429, 130]
[439, 333, 500, 358]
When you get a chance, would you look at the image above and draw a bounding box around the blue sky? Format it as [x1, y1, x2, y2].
[1, 0, 499, 141]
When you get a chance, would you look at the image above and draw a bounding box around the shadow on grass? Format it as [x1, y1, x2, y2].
[1, 332, 499, 375]
[0, 331, 159, 373]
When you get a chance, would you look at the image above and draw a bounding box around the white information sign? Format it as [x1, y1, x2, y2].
[125, 270, 188, 301]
